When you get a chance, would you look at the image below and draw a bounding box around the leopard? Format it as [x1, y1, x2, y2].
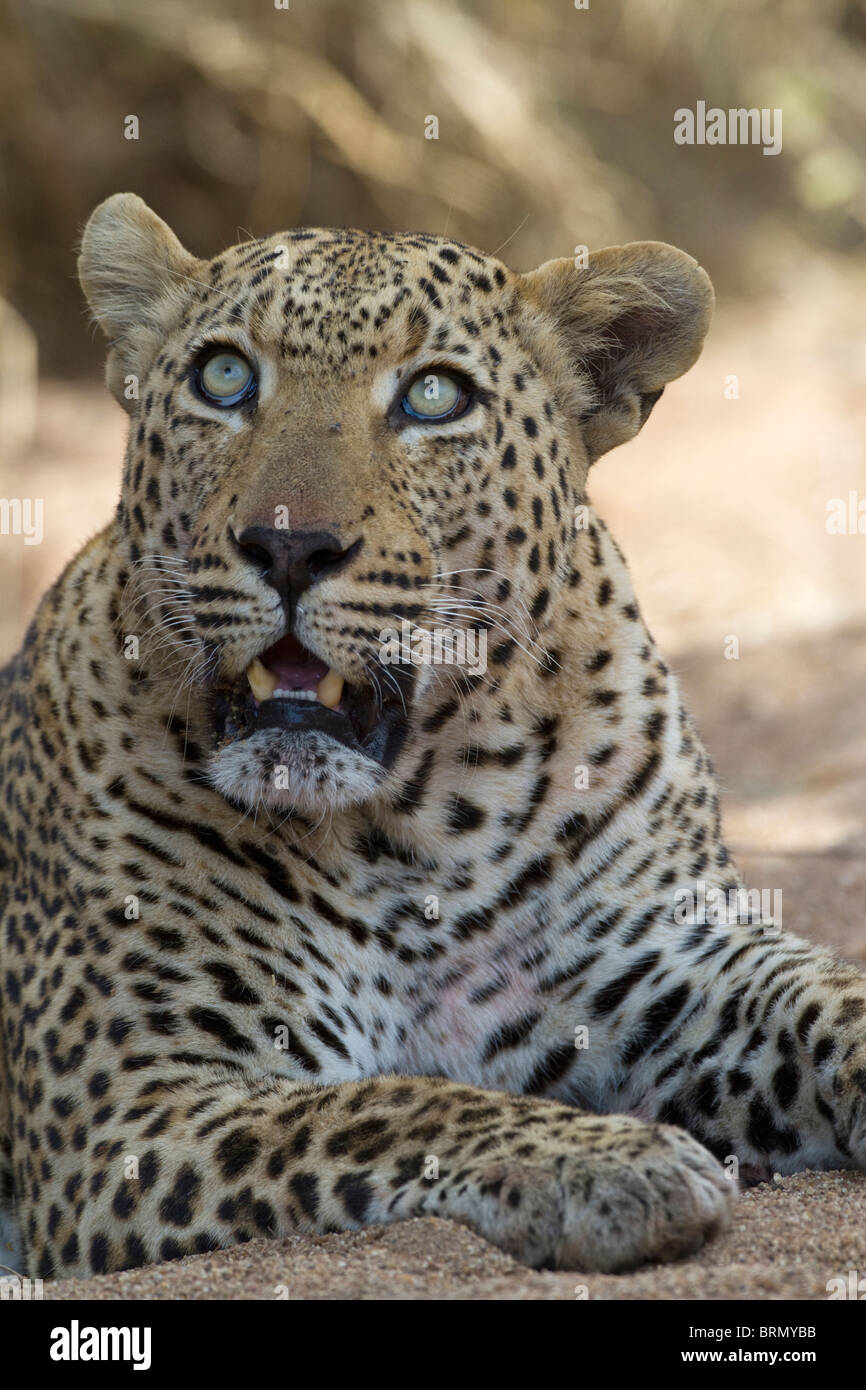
[1, 192, 865, 1282]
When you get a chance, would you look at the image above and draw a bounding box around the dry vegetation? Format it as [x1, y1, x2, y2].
[1, 0, 865, 371]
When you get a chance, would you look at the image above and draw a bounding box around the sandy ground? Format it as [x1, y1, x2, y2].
[2, 280, 865, 1299]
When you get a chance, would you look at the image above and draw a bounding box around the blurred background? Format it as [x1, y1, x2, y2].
[0, 0, 864, 952]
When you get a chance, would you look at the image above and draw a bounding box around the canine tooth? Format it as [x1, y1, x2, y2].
[317, 668, 344, 709]
[247, 658, 277, 702]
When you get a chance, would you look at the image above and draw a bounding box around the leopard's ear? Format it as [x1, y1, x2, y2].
[78, 193, 200, 412]
[520, 242, 713, 463]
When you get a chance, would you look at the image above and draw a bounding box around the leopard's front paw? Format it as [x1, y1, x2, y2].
[837, 1053, 866, 1164]
[454, 1115, 735, 1272]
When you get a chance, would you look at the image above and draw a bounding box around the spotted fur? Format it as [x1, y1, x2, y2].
[2, 194, 865, 1280]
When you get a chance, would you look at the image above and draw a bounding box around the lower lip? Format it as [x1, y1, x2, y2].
[255, 697, 360, 747]
[252, 696, 408, 768]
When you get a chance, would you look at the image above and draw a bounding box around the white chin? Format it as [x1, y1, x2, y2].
[207, 728, 385, 815]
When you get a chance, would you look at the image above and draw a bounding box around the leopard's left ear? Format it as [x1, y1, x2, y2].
[520, 242, 713, 463]
[78, 193, 201, 412]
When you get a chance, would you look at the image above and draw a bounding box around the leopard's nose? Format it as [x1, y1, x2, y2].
[234, 526, 361, 605]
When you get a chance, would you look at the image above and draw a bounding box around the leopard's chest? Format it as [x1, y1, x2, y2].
[234, 871, 570, 1093]
[394, 952, 553, 1090]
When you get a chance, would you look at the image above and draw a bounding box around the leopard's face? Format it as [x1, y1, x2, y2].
[79, 195, 713, 817]
[111, 230, 581, 816]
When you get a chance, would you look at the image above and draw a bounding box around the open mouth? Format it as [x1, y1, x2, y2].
[211, 633, 412, 769]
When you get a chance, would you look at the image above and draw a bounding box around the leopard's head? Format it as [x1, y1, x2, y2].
[79, 193, 712, 816]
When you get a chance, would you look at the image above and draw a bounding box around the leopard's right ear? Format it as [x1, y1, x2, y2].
[520, 242, 713, 464]
[78, 193, 200, 412]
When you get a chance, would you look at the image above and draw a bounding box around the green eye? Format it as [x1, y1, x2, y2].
[196, 350, 256, 406]
[401, 370, 468, 421]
